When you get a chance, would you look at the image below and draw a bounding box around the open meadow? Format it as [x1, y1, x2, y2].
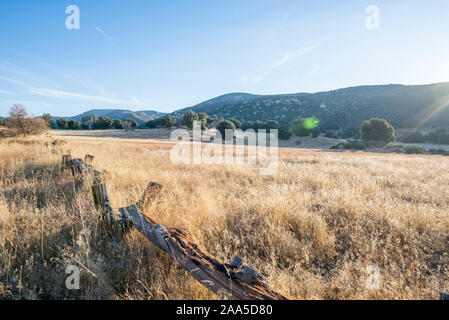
[0, 134, 448, 300]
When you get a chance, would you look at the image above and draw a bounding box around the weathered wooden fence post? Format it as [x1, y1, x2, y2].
[61, 154, 72, 172]
[91, 182, 126, 233]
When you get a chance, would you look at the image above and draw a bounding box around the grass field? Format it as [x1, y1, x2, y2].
[0, 134, 448, 300]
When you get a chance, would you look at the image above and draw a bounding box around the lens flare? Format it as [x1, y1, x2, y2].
[303, 117, 320, 129]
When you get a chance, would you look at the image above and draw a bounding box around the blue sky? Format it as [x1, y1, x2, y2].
[1, 0, 449, 117]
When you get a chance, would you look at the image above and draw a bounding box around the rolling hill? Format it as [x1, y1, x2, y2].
[61, 109, 166, 125]
[174, 83, 449, 130]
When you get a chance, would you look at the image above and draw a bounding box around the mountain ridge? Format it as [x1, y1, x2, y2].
[55, 82, 449, 129]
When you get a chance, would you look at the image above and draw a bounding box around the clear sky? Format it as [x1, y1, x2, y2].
[1, 0, 449, 117]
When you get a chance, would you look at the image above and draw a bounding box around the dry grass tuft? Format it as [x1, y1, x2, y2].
[0, 135, 448, 299]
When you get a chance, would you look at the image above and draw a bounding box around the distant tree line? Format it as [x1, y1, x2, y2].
[398, 128, 449, 145]
[43, 113, 138, 130]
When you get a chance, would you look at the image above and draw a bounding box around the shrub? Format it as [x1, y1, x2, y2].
[81, 114, 98, 130]
[360, 118, 395, 144]
[278, 126, 292, 140]
[93, 116, 114, 129]
[403, 145, 425, 154]
[161, 115, 176, 128]
[344, 140, 366, 150]
[113, 119, 124, 129]
[227, 118, 242, 129]
[266, 120, 279, 130]
[42, 113, 56, 129]
[182, 110, 199, 130]
[68, 120, 80, 130]
[5, 105, 48, 136]
[427, 148, 449, 156]
[292, 119, 310, 137]
[56, 118, 69, 129]
[216, 120, 236, 140]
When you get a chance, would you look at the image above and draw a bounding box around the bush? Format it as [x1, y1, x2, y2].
[403, 145, 425, 154]
[56, 118, 69, 129]
[182, 110, 199, 130]
[360, 118, 395, 144]
[146, 115, 176, 129]
[278, 126, 292, 140]
[227, 118, 242, 129]
[292, 119, 310, 137]
[113, 119, 124, 129]
[93, 116, 114, 129]
[266, 120, 279, 130]
[427, 148, 449, 156]
[161, 115, 176, 128]
[42, 113, 56, 129]
[216, 120, 236, 140]
[5, 105, 48, 136]
[344, 140, 366, 150]
[67, 120, 80, 130]
[330, 140, 366, 150]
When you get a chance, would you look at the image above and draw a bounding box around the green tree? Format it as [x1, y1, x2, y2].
[360, 118, 395, 144]
[266, 120, 279, 130]
[253, 121, 265, 131]
[42, 113, 56, 128]
[0, 117, 4, 126]
[292, 119, 310, 137]
[278, 126, 292, 140]
[113, 119, 124, 129]
[227, 118, 242, 129]
[68, 120, 80, 130]
[57, 118, 69, 129]
[146, 119, 157, 128]
[94, 116, 114, 129]
[81, 114, 98, 130]
[182, 110, 199, 130]
[311, 127, 321, 138]
[160, 115, 176, 128]
[216, 120, 236, 140]
[197, 113, 212, 130]
[242, 121, 254, 131]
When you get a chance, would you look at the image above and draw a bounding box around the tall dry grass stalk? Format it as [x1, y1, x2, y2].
[0, 135, 448, 299]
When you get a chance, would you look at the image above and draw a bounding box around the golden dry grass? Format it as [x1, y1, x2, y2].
[0, 134, 448, 300]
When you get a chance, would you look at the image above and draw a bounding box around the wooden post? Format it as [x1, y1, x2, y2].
[91, 183, 123, 227]
[136, 182, 163, 211]
[61, 154, 72, 172]
[85, 154, 95, 164]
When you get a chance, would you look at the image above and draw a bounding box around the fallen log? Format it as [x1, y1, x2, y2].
[93, 180, 287, 300]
